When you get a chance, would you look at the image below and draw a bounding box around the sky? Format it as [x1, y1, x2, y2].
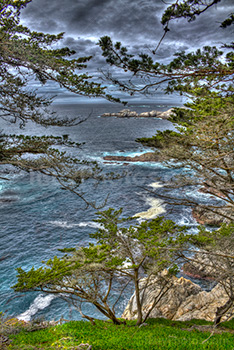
[21, 0, 234, 102]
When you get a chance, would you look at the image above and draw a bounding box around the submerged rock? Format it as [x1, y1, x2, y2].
[122, 271, 230, 322]
[0, 196, 19, 203]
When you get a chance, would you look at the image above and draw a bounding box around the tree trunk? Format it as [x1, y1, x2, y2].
[93, 302, 121, 324]
[106, 307, 122, 325]
[101, 301, 123, 325]
[134, 269, 143, 326]
[110, 315, 122, 325]
[142, 282, 170, 323]
[214, 297, 233, 326]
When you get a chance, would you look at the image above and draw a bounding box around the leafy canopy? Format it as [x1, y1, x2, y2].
[99, 0, 234, 221]
[14, 209, 186, 325]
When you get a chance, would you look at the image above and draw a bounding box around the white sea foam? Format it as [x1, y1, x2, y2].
[134, 197, 166, 220]
[78, 222, 102, 229]
[139, 162, 169, 168]
[48, 220, 79, 228]
[148, 181, 164, 189]
[185, 188, 220, 201]
[177, 215, 197, 227]
[17, 294, 55, 322]
[48, 220, 102, 229]
[103, 149, 154, 158]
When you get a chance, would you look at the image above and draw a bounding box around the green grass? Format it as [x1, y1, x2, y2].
[4, 318, 234, 350]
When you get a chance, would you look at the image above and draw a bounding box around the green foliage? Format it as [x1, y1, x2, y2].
[98, 4, 234, 327]
[136, 130, 183, 149]
[220, 13, 234, 28]
[161, 1, 221, 25]
[99, 36, 162, 77]
[7, 318, 234, 350]
[14, 256, 75, 291]
[13, 209, 187, 325]
[0, 0, 120, 203]
[99, 37, 233, 98]
[99, 0, 234, 104]
[186, 222, 234, 256]
[0, 0, 111, 127]
[91, 208, 186, 273]
[136, 101, 234, 223]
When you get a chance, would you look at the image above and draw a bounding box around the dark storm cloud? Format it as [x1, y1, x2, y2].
[62, 36, 106, 70]
[21, 0, 234, 70]
[19, 0, 234, 102]
[165, 2, 234, 50]
[22, 0, 163, 43]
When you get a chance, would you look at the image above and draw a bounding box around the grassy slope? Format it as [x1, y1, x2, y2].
[4, 318, 234, 350]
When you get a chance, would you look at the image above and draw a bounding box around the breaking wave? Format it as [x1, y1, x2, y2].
[17, 294, 55, 322]
[134, 197, 166, 220]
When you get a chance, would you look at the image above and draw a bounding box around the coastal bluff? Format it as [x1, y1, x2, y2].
[101, 108, 174, 119]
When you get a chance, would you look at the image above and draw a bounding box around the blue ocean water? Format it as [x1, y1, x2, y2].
[0, 100, 201, 322]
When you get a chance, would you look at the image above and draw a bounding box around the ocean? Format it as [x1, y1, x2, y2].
[0, 98, 201, 322]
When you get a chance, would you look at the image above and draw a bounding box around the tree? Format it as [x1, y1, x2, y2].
[14, 244, 125, 325]
[98, 0, 234, 324]
[99, 0, 233, 96]
[13, 209, 186, 325]
[98, 0, 234, 222]
[0, 0, 119, 204]
[180, 222, 234, 324]
[11, 0, 234, 326]
[138, 104, 234, 224]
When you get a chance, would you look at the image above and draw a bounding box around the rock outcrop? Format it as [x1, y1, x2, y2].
[122, 272, 230, 322]
[173, 284, 230, 322]
[103, 152, 159, 163]
[182, 252, 216, 280]
[192, 206, 232, 226]
[101, 108, 174, 119]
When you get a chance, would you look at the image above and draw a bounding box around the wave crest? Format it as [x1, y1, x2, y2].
[134, 197, 166, 220]
[17, 294, 55, 322]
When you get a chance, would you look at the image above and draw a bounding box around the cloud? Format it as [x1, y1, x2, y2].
[22, 0, 163, 42]
[21, 0, 234, 76]
[22, 0, 234, 49]
[61, 37, 106, 71]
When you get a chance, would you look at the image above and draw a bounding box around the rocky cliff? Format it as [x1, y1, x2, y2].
[122, 272, 231, 322]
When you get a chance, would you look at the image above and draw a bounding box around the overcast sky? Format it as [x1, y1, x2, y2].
[21, 0, 234, 102]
